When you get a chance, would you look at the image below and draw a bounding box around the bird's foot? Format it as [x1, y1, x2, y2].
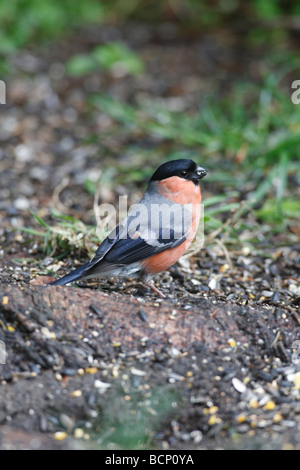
[141, 280, 166, 299]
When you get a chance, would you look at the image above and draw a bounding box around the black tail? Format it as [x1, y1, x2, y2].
[50, 261, 90, 286]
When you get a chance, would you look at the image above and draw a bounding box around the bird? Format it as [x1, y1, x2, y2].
[50, 159, 207, 297]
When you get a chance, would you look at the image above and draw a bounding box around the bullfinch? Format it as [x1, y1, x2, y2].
[50, 159, 207, 297]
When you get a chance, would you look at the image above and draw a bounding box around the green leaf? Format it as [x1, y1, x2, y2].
[91, 94, 137, 125]
[92, 42, 144, 76]
[255, 197, 300, 223]
[30, 211, 50, 229]
[66, 54, 96, 76]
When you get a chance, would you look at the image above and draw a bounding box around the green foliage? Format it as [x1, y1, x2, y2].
[255, 197, 300, 223]
[90, 385, 178, 449]
[91, 75, 300, 169]
[6, 0, 300, 252]
[20, 210, 101, 257]
[2, 0, 300, 59]
[253, 0, 281, 18]
[66, 42, 144, 77]
[103, 0, 300, 27]
[89, 73, 300, 239]
[0, 0, 104, 55]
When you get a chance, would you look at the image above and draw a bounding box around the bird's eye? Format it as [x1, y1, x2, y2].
[180, 170, 188, 177]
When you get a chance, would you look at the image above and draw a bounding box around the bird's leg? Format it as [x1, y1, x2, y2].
[140, 280, 166, 299]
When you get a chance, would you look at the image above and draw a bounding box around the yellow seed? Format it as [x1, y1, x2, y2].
[53, 431, 67, 441]
[220, 263, 230, 273]
[249, 293, 255, 299]
[228, 338, 236, 348]
[236, 414, 247, 424]
[264, 400, 276, 411]
[250, 416, 257, 428]
[186, 371, 193, 378]
[74, 428, 84, 439]
[208, 415, 221, 426]
[71, 390, 82, 398]
[41, 327, 56, 339]
[294, 372, 300, 389]
[2, 297, 8, 305]
[248, 399, 259, 409]
[112, 341, 121, 347]
[208, 406, 218, 415]
[85, 367, 98, 374]
[273, 412, 283, 423]
[7, 325, 15, 332]
[282, 443, 294, 450]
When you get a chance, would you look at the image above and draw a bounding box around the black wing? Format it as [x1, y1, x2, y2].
[51, 206, 188, 285]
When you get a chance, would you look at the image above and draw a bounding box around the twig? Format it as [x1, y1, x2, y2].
[270, 330, 281, 348]
[215, 238, 233, 270]
[205, 200, 252, 244]
[210, 308, 219, 319]
[51, 176, 70, 213]
[286, 305, 300, 326]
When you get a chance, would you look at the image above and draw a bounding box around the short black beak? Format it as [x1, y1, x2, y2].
[196, 166, 208, 180]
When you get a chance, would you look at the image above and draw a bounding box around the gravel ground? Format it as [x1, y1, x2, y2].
[0, 22, 299, 450]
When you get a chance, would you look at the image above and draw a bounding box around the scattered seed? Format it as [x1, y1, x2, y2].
[264, 400, 276, 411]
[41, 327, 56, 339]
[131, 367, 146, 376]
[208, 414, 221, 426]
[232, 377, 247, 394]
[53, 431, 67, 441]
[94, 380, 111, 392]
[228, 338, 236, 348]
[85, 367, 98, 374]
[74, 428, 84, 439]
[273, 412, 283, 423]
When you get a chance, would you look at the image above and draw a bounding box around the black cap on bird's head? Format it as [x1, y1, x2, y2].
[150, 159, 207, 185]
